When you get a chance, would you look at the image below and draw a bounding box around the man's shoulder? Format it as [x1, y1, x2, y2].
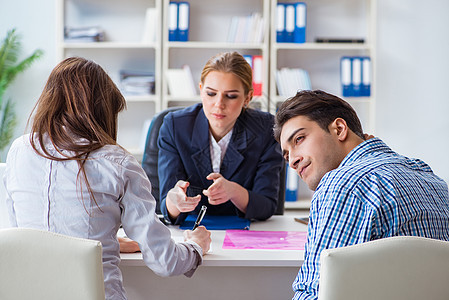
[319, 157, 395, 193]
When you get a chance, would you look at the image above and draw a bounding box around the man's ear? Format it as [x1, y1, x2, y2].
[330, 118, 349, 141]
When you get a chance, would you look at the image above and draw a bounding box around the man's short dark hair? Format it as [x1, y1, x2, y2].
[273, 90, 364, 142]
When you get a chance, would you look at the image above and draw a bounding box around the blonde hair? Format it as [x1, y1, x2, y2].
[200, 52, 253, 98]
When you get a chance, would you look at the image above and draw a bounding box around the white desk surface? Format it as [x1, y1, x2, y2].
[120, 215, 307, 268]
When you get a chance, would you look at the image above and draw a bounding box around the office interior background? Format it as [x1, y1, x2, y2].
[1, 0, 448, 186]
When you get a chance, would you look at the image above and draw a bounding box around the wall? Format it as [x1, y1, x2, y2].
[376, 0, 449, 183]
[1, 0, 448, 183]
[0, 0, 56, 161]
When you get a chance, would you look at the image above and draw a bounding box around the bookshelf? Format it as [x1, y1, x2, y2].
[161, 0, 271, 111]
[270, 0, 376, 134]
[57, 0, 376, 168]
[270, 0, 376, 204]
[56, 0, 162, 160]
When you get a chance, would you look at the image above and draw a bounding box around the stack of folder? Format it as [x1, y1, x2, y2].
[243, 55, 264, 97]
[340, 56, 371, 97]
[168, 1, 190, 42]
[276, 2, 306, 43]
[119, 70, 155, 96]
[64, 26, 105, 43]
[227, 13, 264, 43]
[165, 65, 196, 97]
[275, 67, 311, 97]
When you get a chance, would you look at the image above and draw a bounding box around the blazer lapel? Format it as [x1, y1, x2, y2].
[220, 117, 255, 179]
[191, 109, 213, 185]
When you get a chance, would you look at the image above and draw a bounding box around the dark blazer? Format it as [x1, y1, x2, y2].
[158, 103, 284, 224]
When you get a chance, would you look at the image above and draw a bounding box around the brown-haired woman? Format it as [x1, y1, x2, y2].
[4, 57, 210, 300]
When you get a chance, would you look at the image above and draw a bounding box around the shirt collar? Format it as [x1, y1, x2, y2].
[339, 137, 393, 168]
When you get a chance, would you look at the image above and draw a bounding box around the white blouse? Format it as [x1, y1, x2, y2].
[4, 134, 202, 300]
[209, 129, 233, 173]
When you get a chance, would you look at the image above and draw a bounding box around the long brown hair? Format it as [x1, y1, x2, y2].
[29, 57, 126, 211]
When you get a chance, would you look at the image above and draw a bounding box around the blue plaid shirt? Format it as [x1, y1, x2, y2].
[293, 138, 449, 300]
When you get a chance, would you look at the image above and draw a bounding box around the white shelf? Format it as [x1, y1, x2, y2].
[62, 42, 158, 49]
[58, 0, 162, 155]
[273, 42, 372, 51]
[167, 41, 266, 50]
[57, 0, 377, 163]
[270, 0, 376, 133]
[165, 95, 200, 102]
[125, 95, 159, 103]
[161, 0, 271, 110]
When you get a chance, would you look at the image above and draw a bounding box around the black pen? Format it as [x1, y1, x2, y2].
[192, 205, 207, 230]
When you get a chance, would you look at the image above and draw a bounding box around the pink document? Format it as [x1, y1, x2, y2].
[222, 230, 307, 250]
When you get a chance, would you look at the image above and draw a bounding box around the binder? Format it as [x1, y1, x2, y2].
[361, 56, 371, 96]
[180, 214, 251, 230]
[285, 164, 298, 202]
[177, 2, 190, 42]
[252, 55, 263, 96]
[276, 3, 286, 42]
[168, 2, 178, 42]
[352, 57, 362, 97]
[227, 16, 239, 43]
[285, 3, 295, 43]
[341, 56, 352, 97]
[141, 8, 158, 43]
[294, 2, 306, 43]
[243, 54, 253, 68]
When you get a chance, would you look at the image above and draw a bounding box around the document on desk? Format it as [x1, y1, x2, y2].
[179, 214, 250, 230]
[222, 230, 307, 250]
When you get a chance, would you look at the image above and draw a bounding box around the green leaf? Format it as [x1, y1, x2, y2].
[0, 28, 44, 153]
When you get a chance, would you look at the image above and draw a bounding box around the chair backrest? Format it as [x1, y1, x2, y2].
[274, 161, 286, 215]
[0, 163, 10, 228]
[0, 228, 105, 300]
[319, 236, 449, 300]
[141, 107, 286, 215]
[142, 107, 184, 214]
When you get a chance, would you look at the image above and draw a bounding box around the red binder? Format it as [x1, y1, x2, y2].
[252, 55, 263, 96]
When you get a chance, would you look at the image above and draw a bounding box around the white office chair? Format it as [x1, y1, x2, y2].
[318, 236, 449, 300]
[0, 227, 105, 300]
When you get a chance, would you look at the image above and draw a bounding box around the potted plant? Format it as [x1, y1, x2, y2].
[0, 28, 43, 156]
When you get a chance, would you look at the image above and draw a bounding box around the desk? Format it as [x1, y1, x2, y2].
[119, 215, 307, 300]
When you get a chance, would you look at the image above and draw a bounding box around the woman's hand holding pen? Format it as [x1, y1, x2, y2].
[184, 226, 211, 254]
[203, 173, 249, 213]
[166, 180, 201, 218]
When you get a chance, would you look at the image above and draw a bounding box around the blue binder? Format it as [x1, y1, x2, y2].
[361, 56, 371, 96]
[293, 2, 306, 43]
[243, 55, 253, 68]
[179, 214, 251, 230]
[177, 2, 190, 42]
[168, 2, 178, 42]
[284, 3, 295, 43]
[341, 56, 353, 97]
[352, 56, 362, 97]
[285, 164, 298, 202]
[276, 3, 286, 42]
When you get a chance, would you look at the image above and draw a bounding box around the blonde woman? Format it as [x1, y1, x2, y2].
[158, 52, 284, 224]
